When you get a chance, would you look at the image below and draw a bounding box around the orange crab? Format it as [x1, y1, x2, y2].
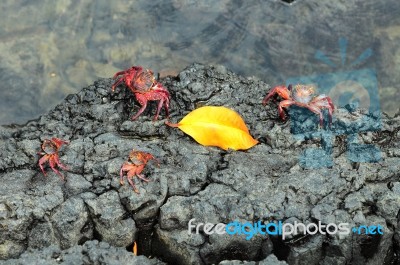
[111, 66, 170, 121]
[119, 149, 159, 193]
[262, 84, 334, 127]
[37, 138, 69, 179]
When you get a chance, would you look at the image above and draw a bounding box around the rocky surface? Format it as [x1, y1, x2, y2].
[0, 64, 399, 264]
[0, 240, 165, 265]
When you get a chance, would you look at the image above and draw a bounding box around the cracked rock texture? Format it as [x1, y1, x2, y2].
[0, 64, 399, 264]
[0, 240, 165, 265]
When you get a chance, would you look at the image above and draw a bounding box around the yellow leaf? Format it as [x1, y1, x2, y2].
[166, 106, 258, 150]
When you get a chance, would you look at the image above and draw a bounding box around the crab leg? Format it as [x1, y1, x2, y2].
[113, 69, 131, 79]
[164, 98, 170, 118]
[154, 89, 170, 121]
[160, 89, 171, 119]
[49, 157, 65, 180]
[278, 99, 295, 120]
[54, 155, 68, 170]
[126, 170, 140, 193]
[131, 93, 148, 120]
[120, 163, 131, 185]
[305, 105, 324, 127]
[262, 85, 291, 105]
[38, 155, 50, 176]
[311, 95, 335, 126]
[131, 104, 148, 121]
[153, 98, 165, 121]
[136, 174, 150, 182]
[111, 77, 125, 91]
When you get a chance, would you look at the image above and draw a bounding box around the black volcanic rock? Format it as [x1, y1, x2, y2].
[0, 64, 399, 264]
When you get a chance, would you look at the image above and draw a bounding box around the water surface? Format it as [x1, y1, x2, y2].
[0, 0, 399, 124]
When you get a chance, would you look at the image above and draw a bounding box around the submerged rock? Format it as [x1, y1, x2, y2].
[0, 64, 399, 264]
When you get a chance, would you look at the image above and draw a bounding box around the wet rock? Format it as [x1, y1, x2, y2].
[0, 240, 165, 265]
[0, 64, 399, 264]
[85, 190, 136, 247]
[52, 197, 90, 249]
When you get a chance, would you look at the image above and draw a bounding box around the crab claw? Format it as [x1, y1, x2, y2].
[262, 85, 291, 106]
[51, 138, 69, 149]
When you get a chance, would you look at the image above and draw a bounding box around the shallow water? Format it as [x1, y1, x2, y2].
[0, 0, 399, 125]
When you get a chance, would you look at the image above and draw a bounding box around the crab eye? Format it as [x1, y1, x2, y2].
[287, 84, 292, 91]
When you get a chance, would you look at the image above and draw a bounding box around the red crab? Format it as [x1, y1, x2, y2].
[37, 138, 69, 179]
[119, 149, 159, 193]
[262, 84, 334, 127]
[111, 66, 170, 121]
